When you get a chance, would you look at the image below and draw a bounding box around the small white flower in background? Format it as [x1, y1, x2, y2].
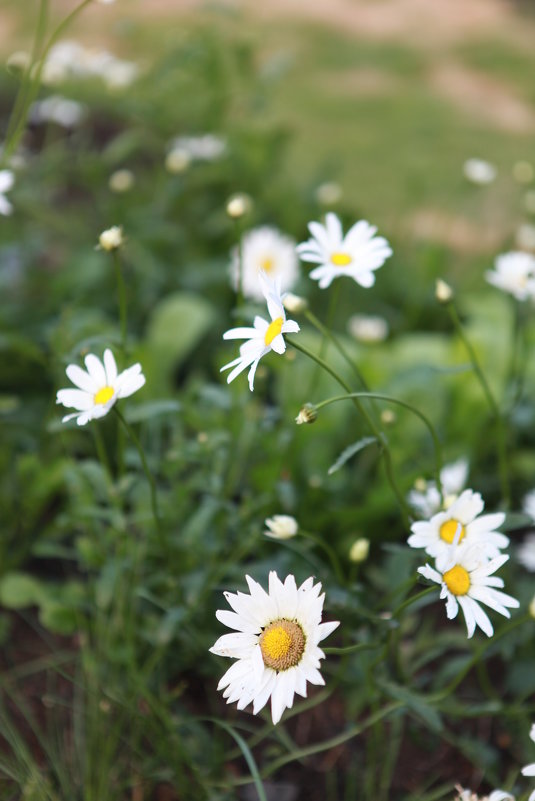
[521, 723, 535, 801]
[418, 544, 519, 638]
[95, 0, 115, 4]
[348, 313, 389, 343]
[463, 158, 497, 185]
[455, 785, 515, 801]
[30, 95, 85, 127]
[226, 192, 253, 219]
[516, 224, 535, 252]
[408, 458, 469, 518]
[165, 147, 191, 175]
[349, 538, 370, 563]
[517, 534, 535, 572]
[523, 490, 535, 522]
[485, 252, 535, 301]
[513, 160, 534, 184]
[57, 349, 145, 426]
[297, 212, 392, 290]
[209, 571, 339, 724]
[315, 181, 342, 206]
[264, 515, 298, 540]
[109, 169, 134, 193]
[169, 134, 226, 162]
[0, 170, 15, 216]
[409, 488, 508, 561]
[41, 40, 138, 90]
[231, 227, 299, 301]
[98, 226, 124, 251]
[221, 271, 300, 391]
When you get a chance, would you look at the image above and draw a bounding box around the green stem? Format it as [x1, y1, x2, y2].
[113, 406, 164, 543]
[391, 585, 437, 618]
[2, 0, 93, 167]
[113, 250, 128, 352]
[305, 307, 371, 392]
[300, 528, 345, 585]
[315, 391, 443, 495]
[288, 337, 411, 523]
[324, 642, 380, 655]
[446, 301, 510, 507]
[91, 423, 112, 480]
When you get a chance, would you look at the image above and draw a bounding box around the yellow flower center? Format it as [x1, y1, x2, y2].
[264, 316, 283, 346]
[259, 619, 306, 671]
[439, 518, 466, 544]
[260, 257, 275, 273]
[331, 252, 352, 267]
[94, 386, 114, 405]
[443, 564, 471, 596]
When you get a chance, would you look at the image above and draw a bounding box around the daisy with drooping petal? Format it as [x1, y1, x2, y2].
[220, 271, 300, 391]
[230, 226, 299, 302]
[57, 348, 145, 426]
[418, 545, 519, 638]
[296, 212, 392, 290]
[0, 169, 15, 216]
[485, 252, 535, 301]
[264, 515, 298, 540]
[408, 489, 508, 561]
[522, 723, 535, 801]
[210, 571, 339, 725]
[408, 458, 469, 518]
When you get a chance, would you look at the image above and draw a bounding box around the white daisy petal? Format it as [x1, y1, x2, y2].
[56, 389, 93, 411]
[84, 353, 107, 387]
[103, 348, 118, 385]
[65, 364, 97, 393]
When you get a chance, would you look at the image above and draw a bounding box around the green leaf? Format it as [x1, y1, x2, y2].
[379, 679, 443, 732]
[327, 436, 377, 475]
[0, 573, 43, 608]
[125, 399, 181, 423]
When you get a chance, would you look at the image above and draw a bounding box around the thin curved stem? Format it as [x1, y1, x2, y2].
[113, 251, 128, 352]
[288, 337, 411, 523]
[300, 528, 345, 585]
[304, 307, 371, 392]
[446, 301, 510, 507]
[314, 391, 443, 495]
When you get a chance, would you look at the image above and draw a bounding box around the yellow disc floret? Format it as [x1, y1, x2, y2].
[260, 257, 275, 273]
[94, 386, 114, 405]
[264, 316, 283, 346]
[259, 619, 306, 671]
[439, 518, 466, 545]
[443, 564, 471, 596]
[331, 252, 352, 267]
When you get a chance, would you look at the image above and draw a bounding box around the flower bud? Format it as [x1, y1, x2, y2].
[529, 593, 535, 619]
[296, 403, 317, 425]
[264, 515, 298, 540]
[435, 278, 453, 304]
[165, 147, 191, 174]
[380, 409, 396, 425]
[283, 293, 308, 314]
[109, 169, 134, 193]
[226, 193, 252, 219]
[98, 226, 124, 251]
[349, 538, 370, 563]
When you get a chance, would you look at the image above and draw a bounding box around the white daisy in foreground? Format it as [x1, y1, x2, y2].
[0, 169, 15, 216]
[221, 271, 299, 391]
[485, 252, 535, 302]
[408, 458, 469, 518]
[455, 785, 514, 801]
[463, 158, 497, 185]
[57, 349, 145, 426]
[297, 212, 392, 290]
[418, 546, 519, 638]
[231, 226, 299, 301]
[209, 571, 339, 724]
[264, 515, 298, 540]
[408, 489, 508, 561]
[522, 723, 535, 801]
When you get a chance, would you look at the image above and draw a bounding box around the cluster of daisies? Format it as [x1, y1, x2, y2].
[408, 481, 519, 638]
[221, 212, 392, 391]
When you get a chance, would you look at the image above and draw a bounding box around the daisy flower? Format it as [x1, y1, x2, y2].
[264, 515, 298, 540]
[57, 348, 145, 426]
[485, 252, 535, 301]
[230, 226, 299, 302]
[463, 158, 497, 185]
[408, 458, 469, 518]
[209, 571, 339, 725]
[296, 212, 392, 290]
[455, 786, 514, 801]
[418, 545, 519, 638]
[220, 271, 300, 391]
[0, 169, 15, 216]
[408, 489, 509, 561]
[522, 723, 535, 801]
